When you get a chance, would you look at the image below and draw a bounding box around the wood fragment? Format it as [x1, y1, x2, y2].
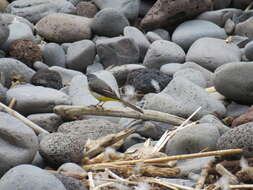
[215, 164, 239, 184]
[236, 167, 253, 182]
[195, 160, 214, 190]
[93, 182, 115, 190]
[230, 184, 253, 189]
[83, 149, 243, 167]
[8, 98, 16, 109]
[88, 172, 95, 189]
[54, 105, 188, 125]
[0, 102, 49, 134]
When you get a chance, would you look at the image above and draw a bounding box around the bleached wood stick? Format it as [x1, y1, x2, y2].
[54, 105, 188, 125]
[216, 164, 239, 184]
[0, 102, 49, 134]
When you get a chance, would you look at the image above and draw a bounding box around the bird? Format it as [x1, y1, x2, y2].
[87, 70, 143, 113]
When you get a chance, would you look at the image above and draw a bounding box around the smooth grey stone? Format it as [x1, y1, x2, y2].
[124, 26, 150, 61]
[0, 165, 66, 190]
[152, 29, 170, 41]
[33, 61, 49, 71]
[146, 31, 163, 43]
[0, 13, 34, 30]
[66, 40, 96, 72]
[27, 113, 63, 133]
[182, 62, 214, 87]
[144, 77, 226, 119]
[76, 1, 98, 18]
[165, 123, 220, 155]
[160, 63, 183, 76]
[58, 119, 123, 142]
[139, 0, 153, 17]
[93, 0, 140, 21]
[58, 163, 86, 174]
[213, 0, 232, 9]
[225, 18, 235, 35]
[42, 43, 66, 67]
[1, 22, 34, 50]
[40, 132, 86, 166]
[0, 22, 9, 46]
[96, 36, 139, 68]
[32, 152, 45, 168]
[60, 86, 69, 95]
[217, 122, 253, 157]
[36, 13, 92, 43]
[0, 112, 38, 176]
[86, 60, 104, 74]
[6, 0, 76, 23]
[186, 37, 241, 71]
[92, 35, 110, 44]
[245, 41, 253, 61]
[54, 173, 87, 190]
[0, 58, 35, 88]
[122, 133, 146, 151]
[0, 83, 7, 103]
[214, 62, 253, 105]
[232, 0, 252, 9]
[197, 8, 242, 27]
[143, 40, 185, 69]
[49, 66, 83, 85]
[226, 102, 250, 118]
[69, 75, 98, 106]
[235, 17, 253, 39]
[0, 50, 5, 58]
[6, 85, 71, 115]
[61, 43, 71, 53]
[172, 20, 227, 51]
[174, 68, 207, 88]
[91, 8, 129, 37]
[198, 114, 230, 135]
[176, 157, 215, 176]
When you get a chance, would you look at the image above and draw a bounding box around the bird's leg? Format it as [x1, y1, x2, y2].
[95, 101, 105, 110]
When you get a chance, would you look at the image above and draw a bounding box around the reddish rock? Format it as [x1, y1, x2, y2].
[232, 106, 253, 127]
[76, 2, 98, 18]
[140, 0, 212, 30]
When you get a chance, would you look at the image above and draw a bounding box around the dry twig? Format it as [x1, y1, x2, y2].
[216, 164, 239, 184]
[8, 98, 16, 109]
[195, 160, 214, 190]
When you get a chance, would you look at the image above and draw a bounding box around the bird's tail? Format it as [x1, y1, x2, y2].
[119, 98, 143, 113]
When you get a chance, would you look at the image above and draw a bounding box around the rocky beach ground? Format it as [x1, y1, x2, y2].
[1, 0, 253, 189]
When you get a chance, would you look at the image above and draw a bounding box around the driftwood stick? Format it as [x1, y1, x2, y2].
[0, 102, 49, 134]
[54, 105, 188, 125]
[8, 98, 16, 109]
[88, 172, 95, 190]
[195, 160, 214, 190]
[83, 149, 243, 167]
[230, 184, 253, 189]
[93, 182, 115, 190]
[216, 164, 239, 184]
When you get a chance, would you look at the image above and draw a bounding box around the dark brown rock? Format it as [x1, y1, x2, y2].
[232, 106, 253, 127]
[140, 0, 212, 30]
[76, 2, 98, 18]
[8, 39, 42, 67]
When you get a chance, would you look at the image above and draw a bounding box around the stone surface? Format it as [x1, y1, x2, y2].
[31, 69, 63, 89]
[93, 0, 140, 21]
[174, 68, 207, 88]
[54, 174, 88, 190]
[217, 122, 253, 157]
[0, 112, 38, 176]
[186, 37, 241, 71]
[1, 22, 35, 50]
[124, 26, 150, 61]
[0, 58, 35, 88]
[58, 119, 123, 142]
[213, 0, 232, 9]
[33, 61, 49, 71]
[76, 1, 98, 18]
[6, 0, 75, 23]
[42, 43, 66, 67]
[245, 41, 253, 61]
[36, 13, 92, 43]
[126, 68, 173, 94]
[232, 0, 252, 9]
[66, 40, 96, 72]
[235, 16, 253, 39]
[91, 8, 129, 37]
[58, 163, 86, 174]
[39, 133, 86, 166]
[0, 83, 7, 103]
[214, 62, 253, 105]
[232, 106, 253, 127]
[27, 113, 63, 132]
[143, 40, 185, 69]
[96, 37, 139, 68]
[6, 85, 71, 115]
[69, 74, 98, 106]
[122, 133, 146, 151]
[140, 0, 212, 30]
[226, 102, 249, 118]
[160, 63, 183, 76]
[49, 66, 83, 85]
[165, 123, 220, 155]
[172, 20, 227, 51]
[0, 165, 66, 190]
[0, 22, 9, 46]
[144, 77, 226, 119]
[146, 31, 164, 43]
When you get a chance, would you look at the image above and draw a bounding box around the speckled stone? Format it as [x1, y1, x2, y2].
[54, 173, 88, 190]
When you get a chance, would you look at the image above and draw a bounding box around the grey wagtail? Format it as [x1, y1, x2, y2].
[87, 70, 143, 113]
